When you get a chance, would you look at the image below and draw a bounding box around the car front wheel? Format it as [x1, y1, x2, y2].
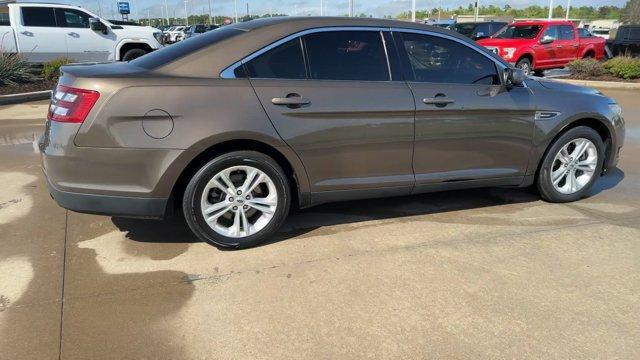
[537, 126, 604, 203]
[182, 151, 291, 248]
[516, 58, 532, 76]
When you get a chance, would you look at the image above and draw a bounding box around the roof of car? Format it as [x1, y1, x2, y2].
[511, 20, 573, 26]
[142, 16, 507, 78]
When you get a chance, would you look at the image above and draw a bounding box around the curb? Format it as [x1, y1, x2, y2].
[552, 78, 640, 89]
[0, 90, 52, 106]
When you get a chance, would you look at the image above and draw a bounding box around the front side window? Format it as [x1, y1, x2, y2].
[244, 38, 306, 79]
[22, 7, 57, 27]
[495, 25, 542, 39]
[473, 23, 491, 37]
[398, 32, 499, 85]
[303, 31, 390, 81]
[629, 28, 640, 40]
[56, 8, 90, 28]
[542, 26, 559, 40]
[559, 25, 575, 40]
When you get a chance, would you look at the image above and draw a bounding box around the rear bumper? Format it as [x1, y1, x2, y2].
[46, 174, 168, 219]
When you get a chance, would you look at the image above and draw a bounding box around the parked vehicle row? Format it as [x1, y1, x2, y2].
[477, 20, 606, 75]
[607, 25, 640, 57]
[0, 2, 163, 62]
[41, 17, 624, 248]
[162, 24, 219, 43]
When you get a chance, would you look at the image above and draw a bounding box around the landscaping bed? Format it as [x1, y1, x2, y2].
[566, 57, 640, 83]
[0, 80, 56, 96]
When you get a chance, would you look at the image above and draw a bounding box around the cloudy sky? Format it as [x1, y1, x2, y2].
[27, 0, 626, 20]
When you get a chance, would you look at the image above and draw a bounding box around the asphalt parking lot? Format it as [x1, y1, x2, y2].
[1, 87, 639, 359]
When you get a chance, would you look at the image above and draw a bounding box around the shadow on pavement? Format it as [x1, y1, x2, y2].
[111, 169, 624, 249]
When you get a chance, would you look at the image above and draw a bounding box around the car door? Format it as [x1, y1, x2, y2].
[392, 30, 535, 189]
[55, 7, 112, 62]
[245, 29, 416, 196]
[536, 25, 559, 68]
[558, 25, 578, 63]
[15, 6, 68, 62]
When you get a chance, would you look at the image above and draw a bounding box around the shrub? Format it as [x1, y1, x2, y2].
[604, 57, 640, 80]
[567, 58, 606, 77]
[0, 51, 36, 85]
[42, 57, 73, 81]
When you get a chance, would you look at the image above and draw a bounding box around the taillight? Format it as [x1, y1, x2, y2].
[48, 85, 100, 123]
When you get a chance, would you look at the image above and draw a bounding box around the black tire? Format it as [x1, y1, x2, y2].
[516, 58, 532, 76]
[121, 48, 147, 61]
[182, 151, 291, 249]
[537, 126, 605, 203]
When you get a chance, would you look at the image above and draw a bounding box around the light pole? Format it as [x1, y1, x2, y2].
[234, 0, 238, 22]
[474, 0, 479, 22]
[565, 0, 571, 19]
[184, 0, 188, 26]
[548, 0, 553, 20]
[320, 0, 323, 16]
[348, 0, 354, 17]
[411, 0, 416, 22]
[163, 0, 169, 25]
[208, 0, 212, 25]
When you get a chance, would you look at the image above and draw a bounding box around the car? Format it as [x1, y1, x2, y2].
[164, 25, 186, 43]
[0, 2, 163, 62]
[40, 17, 625, 248]
[607, 25, 640, 57]
[448, 21, 507, 40]
[477, 20, 606, 76]
[184, 24, 209, 39]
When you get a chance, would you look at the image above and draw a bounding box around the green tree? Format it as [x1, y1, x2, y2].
[620, 0, 640, 24]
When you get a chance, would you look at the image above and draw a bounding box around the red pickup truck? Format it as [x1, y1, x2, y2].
[477, 20, 605, 76]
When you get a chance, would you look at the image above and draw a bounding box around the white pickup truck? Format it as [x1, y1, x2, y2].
[0, 2, 163, 62]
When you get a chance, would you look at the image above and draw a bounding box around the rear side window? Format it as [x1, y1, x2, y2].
[303, 31, 390, 81]
[22, 7, 57, 27]
[0, 7, 10, 26]
[559, 25, 575, 40]
[473, 23, 491, 37]
[629, 28, 640, 40]
[398, 32, 499, 85]
[244, 38, 306, 79]
[578, 28, 592, 38]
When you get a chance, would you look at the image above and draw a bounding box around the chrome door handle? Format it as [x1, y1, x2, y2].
[556, 45, 563, 48]
[423, 97, 455, 105]
[20, 31, 33, 36]
[271, 96, 310, 108]
[67, 32, 79, 38]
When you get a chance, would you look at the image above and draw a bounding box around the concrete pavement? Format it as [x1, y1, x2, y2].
[1, 90, 639, 359]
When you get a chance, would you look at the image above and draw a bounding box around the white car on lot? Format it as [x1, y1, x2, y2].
[0, 2, 163, 62]
[164, 25, 186, 43]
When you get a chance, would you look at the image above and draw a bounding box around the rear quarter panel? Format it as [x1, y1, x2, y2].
[70, 76, 310, 199]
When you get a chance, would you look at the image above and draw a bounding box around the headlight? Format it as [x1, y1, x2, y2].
[153, 31, 164, 44]
[502, 47, 516, 60]
[609, 103, 623, 118]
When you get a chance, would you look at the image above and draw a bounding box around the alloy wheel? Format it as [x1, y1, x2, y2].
[200, 165, 278, 238]
[550, 138, 598, 195]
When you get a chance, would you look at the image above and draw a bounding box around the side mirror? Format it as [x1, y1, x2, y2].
[473, 31, 487, 40]
[539, 35, 554, 44]
[506, 68, 526, 87]
[89, 18, 108, 34]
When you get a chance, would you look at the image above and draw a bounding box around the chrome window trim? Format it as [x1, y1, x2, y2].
[220, 26, 392, 80]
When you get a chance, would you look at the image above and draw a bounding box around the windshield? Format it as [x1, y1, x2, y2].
[494, 25, 542, 39]
[450, 23, 477, 37]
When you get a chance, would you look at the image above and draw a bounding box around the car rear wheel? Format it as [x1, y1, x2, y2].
[537, 126, 604, 203]
[182, 151, 291, 248]
[516, 58, 532, 76]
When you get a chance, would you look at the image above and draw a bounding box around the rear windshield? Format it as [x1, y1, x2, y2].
[132, 26, 244, 69]
[494, 25, 542, 39]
